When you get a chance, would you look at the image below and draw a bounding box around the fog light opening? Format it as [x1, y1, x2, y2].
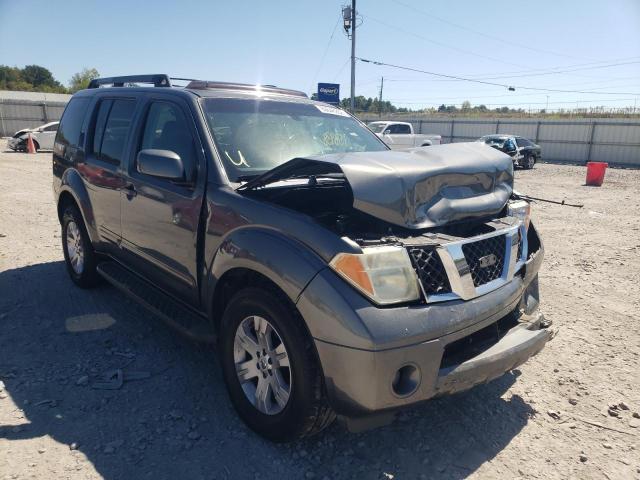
[391, 364, 420, 397]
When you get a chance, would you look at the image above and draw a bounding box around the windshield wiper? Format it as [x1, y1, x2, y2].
[235, 174, 262, 183]
[287, 173, 345, 184]
[237, 158, 345, 191]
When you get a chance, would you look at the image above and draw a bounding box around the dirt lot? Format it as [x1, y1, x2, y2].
[1, 140, 639, 480]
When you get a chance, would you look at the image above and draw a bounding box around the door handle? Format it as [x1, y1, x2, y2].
[124, 183, 137, 198]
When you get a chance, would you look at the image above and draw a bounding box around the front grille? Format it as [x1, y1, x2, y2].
[461, 235, 506, 287]
[408, 247, 451, 296]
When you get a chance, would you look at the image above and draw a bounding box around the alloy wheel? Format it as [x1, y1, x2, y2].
[66, 221, 85, 274]
[233, 315, 291, 415]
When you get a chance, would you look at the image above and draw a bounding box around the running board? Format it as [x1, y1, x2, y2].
[97, 262, 216, 343]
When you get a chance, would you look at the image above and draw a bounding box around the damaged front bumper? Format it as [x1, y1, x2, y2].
[296, 224, 551, 418]
[7, 137, 24, 150]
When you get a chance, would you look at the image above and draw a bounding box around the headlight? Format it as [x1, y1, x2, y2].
[330, 246, 420, 305]
[507, 199, 531, 230]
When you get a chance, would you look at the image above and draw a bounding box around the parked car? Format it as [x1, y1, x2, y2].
[368, 121, 441, 149]
[8, 121, 59, 152]
[478, 135, 541, 169]
[53, 74, 551, 442]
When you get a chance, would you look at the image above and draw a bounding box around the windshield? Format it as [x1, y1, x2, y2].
[367, 123, 387, 133]
[482, 136, 507, 146]
[202, 98, 387, 181]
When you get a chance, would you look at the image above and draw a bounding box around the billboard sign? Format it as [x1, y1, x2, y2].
[317, 83, 340, 105]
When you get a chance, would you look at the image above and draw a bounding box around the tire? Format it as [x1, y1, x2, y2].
[219, 287, 335, 442]
[61, 205, 101, 288]
[524, 154, 535, 170]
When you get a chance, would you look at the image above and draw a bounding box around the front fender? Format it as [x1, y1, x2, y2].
[205, 226, 327, 314]
[57, 168, 99, 243]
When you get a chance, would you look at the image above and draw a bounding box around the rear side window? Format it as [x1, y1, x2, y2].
[395, 124, 411, 134]
[92, 99, 136, 166]
[138, 102, 196, 182]
[56, 98, 90, 148]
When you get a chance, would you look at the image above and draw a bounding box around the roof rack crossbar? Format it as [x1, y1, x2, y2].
[185, 80, 307, 98]
[88, 74, 172, 89]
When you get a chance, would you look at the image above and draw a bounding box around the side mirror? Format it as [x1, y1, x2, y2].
[137, 149, 184, 180]
[383, 129, 391, 135]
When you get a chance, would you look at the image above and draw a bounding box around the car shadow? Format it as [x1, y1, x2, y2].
[0, 261, 535, 480]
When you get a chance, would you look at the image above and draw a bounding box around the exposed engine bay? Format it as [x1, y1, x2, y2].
[242, 176, 540, 255]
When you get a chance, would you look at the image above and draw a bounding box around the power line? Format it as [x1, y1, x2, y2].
[378, 57, 640, 83]
[472, 60, 640, 81]
[332, 57, 351, 82]
[379, 59, 640, 83]
[387, 97, 637, 106]
[382, 75, 640, 90]
[361, 13, 526, 68]
[391, 0, 596, 61]
[357, 57, 640, 95]
[308, 17, 341, 93]
[380, 82, 640, 102]
[361, 11, 640, 79]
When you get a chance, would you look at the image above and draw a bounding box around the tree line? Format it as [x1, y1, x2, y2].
[0, 65, 100, 94]
[310, 93, 536, 115]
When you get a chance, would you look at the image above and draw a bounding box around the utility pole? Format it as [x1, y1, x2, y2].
[378, 76, 384, 118]
[342, 1, 357, 112]
[350, 0, 356, 112]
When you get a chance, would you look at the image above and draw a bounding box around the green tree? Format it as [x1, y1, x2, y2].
[0, 65, 66, 92]
[21, 65, 65, 91]
[461, 100, 471, 112]
[69, 68, 100, 93]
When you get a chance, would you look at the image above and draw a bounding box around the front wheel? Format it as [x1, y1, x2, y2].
[524, 155, 535, 169]
[219, 287, 335, 442]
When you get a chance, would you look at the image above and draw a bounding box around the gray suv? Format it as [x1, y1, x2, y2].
[53, 74, 552, 442]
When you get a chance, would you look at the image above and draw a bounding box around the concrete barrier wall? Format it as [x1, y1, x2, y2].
[360, 115, 640, 167]
[0, 98, 69, 137]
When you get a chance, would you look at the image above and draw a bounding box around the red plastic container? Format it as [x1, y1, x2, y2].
[585, 162, 608, 186]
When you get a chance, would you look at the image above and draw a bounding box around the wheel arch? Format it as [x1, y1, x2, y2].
[56, 169, 99, 243]
[205, 228, 326, 331]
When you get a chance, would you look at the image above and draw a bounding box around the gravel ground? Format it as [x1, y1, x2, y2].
[1, 140, 639, 480]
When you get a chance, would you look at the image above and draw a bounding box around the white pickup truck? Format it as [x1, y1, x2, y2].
[368, 121, 441, 149]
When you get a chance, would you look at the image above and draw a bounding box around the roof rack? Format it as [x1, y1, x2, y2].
[86, 75, 308, 98]
[88, 74, 172, 89]
[185, 80, 307, 98]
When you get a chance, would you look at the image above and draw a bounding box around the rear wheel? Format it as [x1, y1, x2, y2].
[219, 287, 335, 442]
[61, 205, 100, 288]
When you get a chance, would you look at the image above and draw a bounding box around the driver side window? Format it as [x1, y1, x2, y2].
[138, 102, 196, 182]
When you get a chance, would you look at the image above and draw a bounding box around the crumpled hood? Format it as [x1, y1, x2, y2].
[241, 142, 513, 229]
